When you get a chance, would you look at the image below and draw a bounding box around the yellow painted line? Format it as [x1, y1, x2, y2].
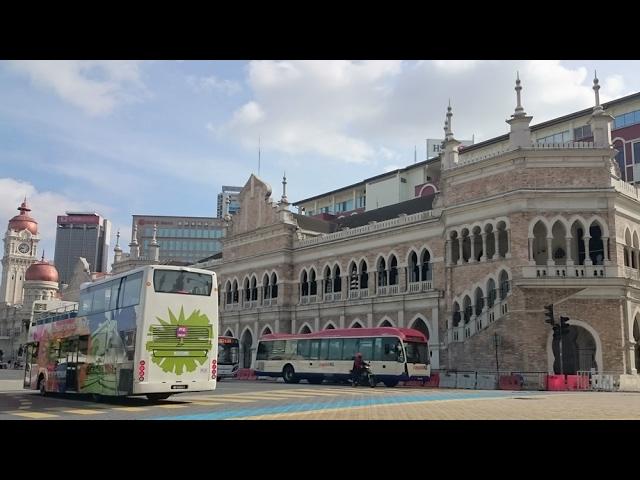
[9, 411, 58, 419]
[112, 407, 150, 412]
[189, 401, 225, 406]
[182, 397, 254, 403]
[259, 391, 336, 397]
[222, 395, 290, 401]
[63, 409, 106, 415]
[18, 406, 31, 409]
[156, 404, 189, 409]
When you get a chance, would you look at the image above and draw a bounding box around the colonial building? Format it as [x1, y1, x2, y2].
[0, 200, 60, 364]
[194, 76, 640, 389]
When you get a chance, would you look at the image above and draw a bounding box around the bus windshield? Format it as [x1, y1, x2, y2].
[153, 270, 212, 296]
[404, 342, 429, 364]
[218, 342, 239, 365]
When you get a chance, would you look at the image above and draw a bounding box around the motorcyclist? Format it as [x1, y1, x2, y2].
[351, 352, 366, 386]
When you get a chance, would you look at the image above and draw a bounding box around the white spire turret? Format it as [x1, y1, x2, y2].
[129, 224, 139, 259]
[588, 70, 614, 149]
[506, 73, 533, 150]
[281, 172, 288, 205]
[113, 230, 122, 264]
[149, 224, 160, 262]
[441, 101, 461, 170]
[593, 70, 603, 114]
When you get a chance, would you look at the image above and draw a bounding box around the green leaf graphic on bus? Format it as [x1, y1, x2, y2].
[145, 306, 213, 375]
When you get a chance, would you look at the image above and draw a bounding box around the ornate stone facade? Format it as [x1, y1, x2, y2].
[195, 78, 640, 385]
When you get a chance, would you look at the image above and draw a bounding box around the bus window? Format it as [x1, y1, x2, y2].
[121, 272, 143, 308]
[373, 337, 383, 361]
[109, 280, 121, 310]
[257, 342, 272, 361]
[79, 290, 93, 316]
[328, 338, 342, 360]
[359, 338, 374, 360]
[297, 340, 310, 359]
[271, 340, 286, 360]
[319, 339, 330, 360]
[382, 338, 400, 361]
[92, 284, 108, 313]
[309, 340, 320, 360]
[153, 270, 212, 296]
[404, 342, 429, 364]
[284, 340, 297, 360]
[342, 338, 358, 360]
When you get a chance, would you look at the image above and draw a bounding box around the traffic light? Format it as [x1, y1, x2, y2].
[560, 316, 570, 335]
[544, 304, 555, 325]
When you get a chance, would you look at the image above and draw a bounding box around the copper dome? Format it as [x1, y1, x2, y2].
[25, 261, 59, 283]
[8, 200, 38, 235]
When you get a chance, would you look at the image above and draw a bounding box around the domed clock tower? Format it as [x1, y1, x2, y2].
[0, 199, 40, 305]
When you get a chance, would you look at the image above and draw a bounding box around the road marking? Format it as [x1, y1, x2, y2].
[9, 411, 58, 419]
[255, 391, 334, 397]
[188, 401, 225, 406]
[63, 409, 106, 415]
[18, 406, 31, 409]
[154, 390, 545, 420]
[182, 396, 254, 403]
[156, 404, 189, 409]
[112, 407, 151, 412]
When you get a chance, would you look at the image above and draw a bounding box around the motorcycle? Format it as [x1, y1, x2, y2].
[351, 362, 376, 388]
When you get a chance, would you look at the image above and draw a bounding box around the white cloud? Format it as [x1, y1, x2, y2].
[215, 60, 636, 165]
[186, 75, 241, 95]
[432, 60, 480, 74]
[217, 60, 403, 164]
[0, 177, 112, 277]
[6, 60, 147, 116]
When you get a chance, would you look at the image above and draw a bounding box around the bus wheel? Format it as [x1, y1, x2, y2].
[38, 376, 47, 396]
[147, 393, 172, 402]
[368, 374, 377, 388]
[383, 380, 399, 388]
[282, 365, 299, 384]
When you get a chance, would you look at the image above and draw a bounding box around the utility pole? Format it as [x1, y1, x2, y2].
[493, 333, 500, 376]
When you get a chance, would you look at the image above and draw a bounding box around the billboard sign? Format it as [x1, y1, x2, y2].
[426, 139, 474, 159]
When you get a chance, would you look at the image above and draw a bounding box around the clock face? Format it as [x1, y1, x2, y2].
[18, 243, 30, 254]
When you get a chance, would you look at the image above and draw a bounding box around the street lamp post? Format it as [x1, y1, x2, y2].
[493, 333, 501, 377]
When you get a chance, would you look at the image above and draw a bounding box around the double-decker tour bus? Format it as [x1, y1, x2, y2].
[217, 336, 239, 380]
[23, 265, 218, 401]
[254, 327, 430, 387]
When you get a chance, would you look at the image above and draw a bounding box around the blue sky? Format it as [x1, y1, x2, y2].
[1, 60, 640, 273]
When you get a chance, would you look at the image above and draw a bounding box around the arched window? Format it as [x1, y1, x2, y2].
[309, 269, 317, 295]
[232, 280, 239, 303]
[389, 255, 398, 285]
[409, 251, 419, 282]
[301, 270, 309, 297]
[250, 276, 257, 301]
[452, 302, 461, 327]
[474, 287, 484, 315]
[377, 257, 387, 287]
[225, 280, 232, 305]
[262, 274, 270, 299]
[271, 273, 278, 298]
[463, 296, 472, 323]
[421, 250, 431, 281]
[450, 231, 460, 264]
[349, 262, 358, 290]
[499, 270, 510, 300]
[589, 222, 605, 265]
[333, 265, 342, 292]
[486, 278, 496, 308]
[243, 277, 251, 302]
[359, 260, 368, 289]
[324, 266, 333, 293]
